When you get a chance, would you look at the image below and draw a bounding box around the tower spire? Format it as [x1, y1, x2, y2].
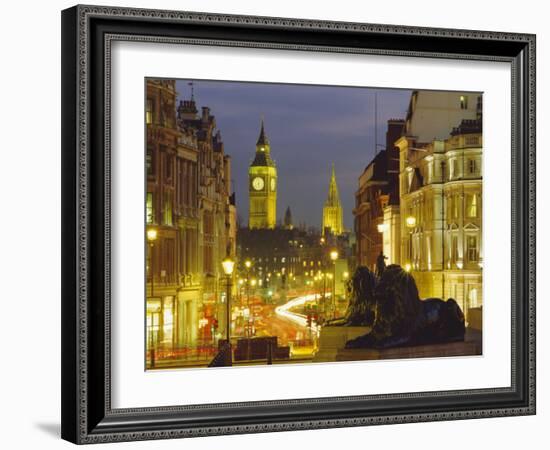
[322, 163, 344, 235]
[256, 116, 269, 146]
[327, 163, 340, 206]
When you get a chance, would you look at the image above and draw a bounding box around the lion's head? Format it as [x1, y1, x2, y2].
[339, 265, 377, 326]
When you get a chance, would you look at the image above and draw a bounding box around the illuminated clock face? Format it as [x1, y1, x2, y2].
[252, 177, 264, 190]
[270, 178, 276, 191]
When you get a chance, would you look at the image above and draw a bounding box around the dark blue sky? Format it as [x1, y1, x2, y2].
[175, 79, 411, 230]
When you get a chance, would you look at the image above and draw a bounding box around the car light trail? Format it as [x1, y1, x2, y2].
[274, 293, 329, 334]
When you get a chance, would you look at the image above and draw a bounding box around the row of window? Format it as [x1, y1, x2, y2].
[408, 233, 480, 267]
[146, 192, 173, 226]
[404, 192, 479, 227]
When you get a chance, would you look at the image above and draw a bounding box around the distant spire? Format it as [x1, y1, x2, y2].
[188, 81, 194, 101]
[322, 163, 344, 235]
[284, 206, 293, 229]
[256, 117, 269, 146]
[326, 163, 340, 206]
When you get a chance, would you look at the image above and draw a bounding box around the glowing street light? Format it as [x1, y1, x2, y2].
[221, 254, 235, 360]
[146, 227, 158, 297]
[406, 216, 417, 228]
[147, 227, 158, 242]
[329, 250, 338, 319]
[221, 256, 235, 276]
[146, 226, 158, 368]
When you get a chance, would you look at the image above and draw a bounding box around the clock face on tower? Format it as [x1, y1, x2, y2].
[270, 178, 276, 191]
[252, 176, 264, 191]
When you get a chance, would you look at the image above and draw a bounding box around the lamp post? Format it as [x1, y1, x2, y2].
[244, 259, 251, 337]
[221, 255, 235, 363]
[250, 278, 257, 336]
[146, 227, 158, 368]
[147, 227, 158, 296]
[405, 216, 416, 272]
[342, 271, 349, 303]
[330, 249, 338, 319]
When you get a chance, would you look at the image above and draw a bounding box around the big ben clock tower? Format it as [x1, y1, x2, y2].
[249, 119, 277, 229]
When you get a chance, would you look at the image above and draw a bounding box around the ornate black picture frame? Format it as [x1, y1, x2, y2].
[61, 4, 536, 444]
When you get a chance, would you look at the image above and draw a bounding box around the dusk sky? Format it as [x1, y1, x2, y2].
[175, 79, 412, 230]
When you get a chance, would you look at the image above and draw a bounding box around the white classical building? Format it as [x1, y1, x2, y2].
[396, 91, 483, 320]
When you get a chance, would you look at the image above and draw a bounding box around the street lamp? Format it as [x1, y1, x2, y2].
[221, 255, 235, 352]
[405, 216, 416, 228]
[146, 227, 158, 296]
[330, 250, 338, 319]
[146, 227, 157, 368]
[243, 259, 252, 336]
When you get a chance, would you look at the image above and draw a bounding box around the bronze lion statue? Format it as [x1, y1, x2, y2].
[325, 266, 377, 327]
[334, 265, 465, 349]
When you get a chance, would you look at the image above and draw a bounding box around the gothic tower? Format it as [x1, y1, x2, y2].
[284, 206, 293, 230]
[322, 164, 344, 235]
[249, 119, 277, 229]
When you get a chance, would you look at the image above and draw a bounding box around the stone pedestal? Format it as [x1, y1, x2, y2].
[468, 307, 483, 330]
[335, 328, 482, 362]
[313, 326, 371, 362]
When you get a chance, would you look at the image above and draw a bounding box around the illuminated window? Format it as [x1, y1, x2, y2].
[163, 193, 172, 226]
[467, 236, 478, 262]
[469, 288, 479, 308]
[146, 192, 154, 224]
[452, 236, 459, 265]
[161, 296, 174, 345]
[468, 159, 477, 174]
[460, 95, 468, 109]
[467, 194, 478, 218]
[146, 99, 153, 124]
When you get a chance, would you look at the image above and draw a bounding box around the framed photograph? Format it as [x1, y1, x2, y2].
[61, 4, 536, 444]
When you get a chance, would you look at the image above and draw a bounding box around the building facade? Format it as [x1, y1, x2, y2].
[146, 79, 186, 352]
[178, 96, 237, 346]
[249, 120, 277, 229]
[354, 120, 403, 270]
[322, 164, 344, 236]
[145, 80, 235, 362]
[398, 112, 483, 318]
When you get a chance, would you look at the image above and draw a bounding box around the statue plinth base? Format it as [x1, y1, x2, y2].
[335, 328, 482, 362]
[313, 326, 371, 362]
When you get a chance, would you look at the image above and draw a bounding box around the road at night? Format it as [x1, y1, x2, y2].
[246, 293, 327, 358]
[274, 294, 322, 335]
